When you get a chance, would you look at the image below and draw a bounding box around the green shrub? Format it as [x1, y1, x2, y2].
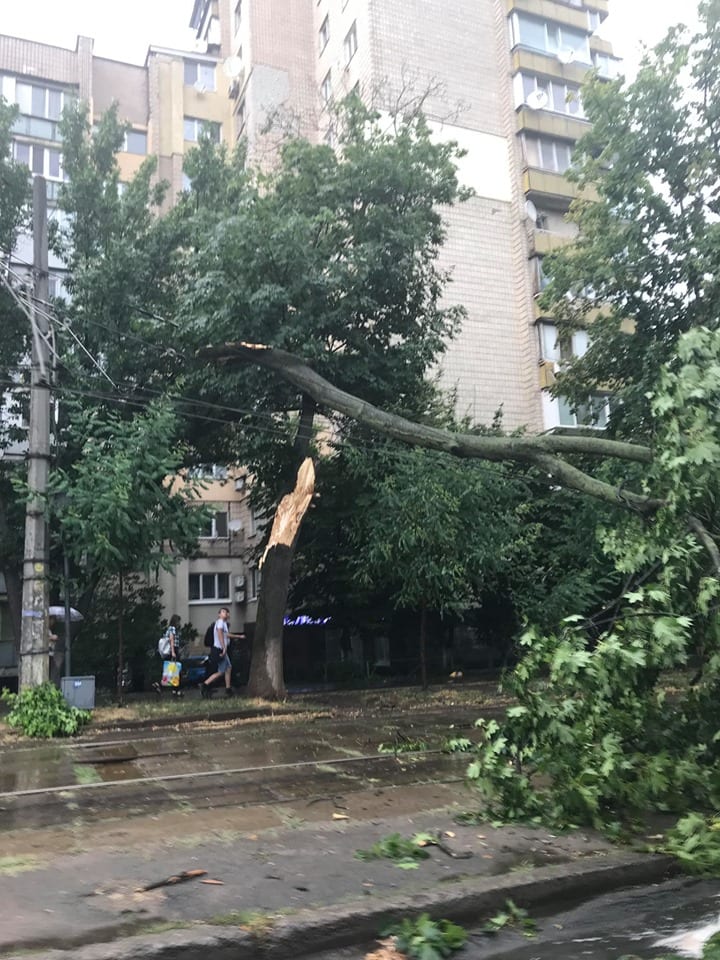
[1, 683, 91, 738]
[385, 914, 466, 960]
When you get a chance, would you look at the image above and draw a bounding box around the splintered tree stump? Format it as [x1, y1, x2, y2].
[247, 458, 316, 700]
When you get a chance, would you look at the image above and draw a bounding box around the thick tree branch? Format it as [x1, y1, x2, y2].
[200, 341, 662, 515]
[688, 515, 720, 577]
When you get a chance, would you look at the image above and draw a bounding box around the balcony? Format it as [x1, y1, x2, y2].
[523, 166, 598, 205]
[531, 230, 574, 256]
[505, 0, 590, 31]
[12, 115, 61, 143]
[511, 49, 589, 85]
[516, 107, 589, 141]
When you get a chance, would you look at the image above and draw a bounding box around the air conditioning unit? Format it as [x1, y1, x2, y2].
[235, 590, 246, 604]
[234, 575, 246, 589]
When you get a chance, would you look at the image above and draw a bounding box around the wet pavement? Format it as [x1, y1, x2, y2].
[313, 877, 720, 959]
[0, 695, 684, 960]
[0, 705, 479, 834]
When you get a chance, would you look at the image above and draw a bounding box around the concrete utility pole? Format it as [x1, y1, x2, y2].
[19, 176, 50, 690]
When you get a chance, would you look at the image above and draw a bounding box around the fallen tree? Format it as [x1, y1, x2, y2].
[201, 341, 659, 513]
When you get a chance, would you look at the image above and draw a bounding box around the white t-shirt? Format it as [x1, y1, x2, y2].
[214, 618, 228, 650]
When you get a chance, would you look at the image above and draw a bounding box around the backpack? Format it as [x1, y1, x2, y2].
[158, 627, 173, 659]
[203, 622, 215, 648]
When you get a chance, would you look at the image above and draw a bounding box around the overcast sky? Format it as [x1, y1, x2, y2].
[0, 0, 701, 74]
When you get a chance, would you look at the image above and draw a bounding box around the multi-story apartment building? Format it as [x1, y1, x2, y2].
[0, 34, 247, 670]
[0, 0, 618, 672]
[189, 0, 618, 430]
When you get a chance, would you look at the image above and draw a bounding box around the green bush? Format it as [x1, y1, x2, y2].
[1, 683, 91, 737]
[385, 914, 466, 960]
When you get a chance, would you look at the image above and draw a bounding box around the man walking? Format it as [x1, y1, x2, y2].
[199, 607, 244, 698]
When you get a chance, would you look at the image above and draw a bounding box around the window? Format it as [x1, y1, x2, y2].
[234, 0, 242, 33]
[319, 15, 330, 52]
[250, 568, 262, 599]
[324, 125, 336, 148]
[188, 463, 229, 480]
[184, 116, 222, 142]
[15, 83, 66, 120]
[592, 52, 620, 78]
[320, 70, 332, 106]
[510, 13, 591, 63]
[199, 509, 229, 539]
[558, 394, 610, 429]
[533, 257, 550, 294]
[587, 10, 601, 33]
[12, 114, 60, 142]
[14, 142, 63, 179]
[523, 134, 573, 174]
[538, 322, 588, 364]
[343, 22, 358, 65]
[123, 129, 147, 155]
[189, 572, 230, 602]
[184, 60, 217, 91]
[517, 74, 584, 118]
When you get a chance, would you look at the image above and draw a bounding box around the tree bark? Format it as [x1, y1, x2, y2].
[247, 457, 316, 699]
[199, 342, 662, 515]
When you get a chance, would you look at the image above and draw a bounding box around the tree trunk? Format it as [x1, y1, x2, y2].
[248, 544, 292, 699]
[116, 571, 125, 706]
[247, 456, 316, 700]
[419, 606, 428, 691]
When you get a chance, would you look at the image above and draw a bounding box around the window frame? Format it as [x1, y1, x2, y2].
[320, 70, 333, 106]
[343, 22, 358, 65]
[183, 60, 217, 91]
[189, 571, 231, 603]
[123, 129, 148, 155]
[198, 509, 229, 540]
[319, 15, 330, 52]
[510, 12, 591, 64]
[183, 116, 222, 143]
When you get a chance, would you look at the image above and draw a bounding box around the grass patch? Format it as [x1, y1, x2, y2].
[210, 910, 279, 936]
[0, 855, 43, 876]
[73, 763, 102, 785]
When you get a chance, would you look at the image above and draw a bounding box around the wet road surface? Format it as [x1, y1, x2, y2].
[0, 707, 477, 831]
[313, 877, 720, 959]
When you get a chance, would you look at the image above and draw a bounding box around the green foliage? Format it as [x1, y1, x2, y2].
[541, 5, 720, 438]
[482, 900, 536, 937]
[71, 576, 164, 689]
[377, 737, 429, 754]
[385, 914, 467, 960]
[444, 737, 474, 753]
[355, 832, 432, 869]
[1, 683, 90, 738]
[663, 813, 720, 877]
[49, 401, 209, 576]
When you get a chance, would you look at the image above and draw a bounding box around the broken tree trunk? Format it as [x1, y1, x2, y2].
[247, 457, 316, 700]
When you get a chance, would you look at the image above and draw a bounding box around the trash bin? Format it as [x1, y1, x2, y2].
[61, 676, 95, 710]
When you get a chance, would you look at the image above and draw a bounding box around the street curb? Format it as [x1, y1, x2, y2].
[7, 852, 677, 959]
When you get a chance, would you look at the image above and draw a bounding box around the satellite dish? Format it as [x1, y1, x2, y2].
[557, 48, 576, 64]
[223, 55, 244, 79]
[524, 199, 539, 224]
[526, 89, 549, 111]
[194, 81, 207, 94]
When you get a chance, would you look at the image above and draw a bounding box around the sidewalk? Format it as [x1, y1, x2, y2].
[0, 782, 674, 960]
